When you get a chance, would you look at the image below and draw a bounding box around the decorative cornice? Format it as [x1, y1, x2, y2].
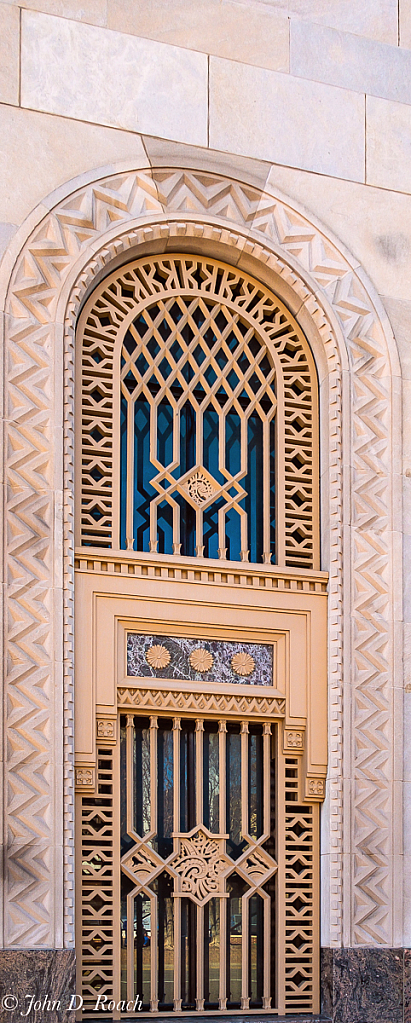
[117, 686, 286, 719]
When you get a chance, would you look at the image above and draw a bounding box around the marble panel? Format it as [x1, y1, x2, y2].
[330, 948, 403, 1023]
[0, 4, 19, 106]
[291, 19, 411, 104]
[320, 946, 333, 1017]
[0, 950, 75, 1023]
[255, 0, 398, 45]
[21, 11, 208, 146]
[108, 0, 289, 72]
[0, 104, 149, 227]
[367, 94, 411, 194]
[404, 948, 411, 1023]
[127, 633, 274, 686]
[209, 58, 365, 182]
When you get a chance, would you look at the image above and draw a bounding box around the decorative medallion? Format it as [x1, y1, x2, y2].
[189, 648, 214, 673]
[171, 830, 227, 902]
[146, 644, 171, 670]
[75, 767, 95, 788]
[128, 634, 272, 685]
[231, 651, 255, 676]
[180, 468, 219, 507]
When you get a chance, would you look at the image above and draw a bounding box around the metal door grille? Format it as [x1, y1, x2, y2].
[77, 255, 319, 569]
[77, 721, 319, 1016]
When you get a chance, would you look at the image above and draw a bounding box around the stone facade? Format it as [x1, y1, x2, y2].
[0, 1, 410, 1019]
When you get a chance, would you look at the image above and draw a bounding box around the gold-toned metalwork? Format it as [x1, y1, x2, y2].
[189, 648, 214, 672]
[74, 252, 325, 1018]
[231, 651, 255, 676]
[77, 720, 319, 1016]
[145, 644, 171, 669]
[77, 255, 319, 569]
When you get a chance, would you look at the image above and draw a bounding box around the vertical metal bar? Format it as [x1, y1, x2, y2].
[195, 507, 204, 557]
[219, 896, 227, 1010]
[241, 894, 249, 1009]
[149, 404, 159, 552]
[275, 377, 286, 565]
[263, 894, 271, 1008]
[173, 718, 181, 1011]
[195, 719, 204, 825]
[127, 894, 135, 1003]
[150, 717, 158, 840]
[217, 506, 226, 560]
[150, 894, 158, 1010]
[172, 498, 181, 555]
[173, 899, 182, 1011]
[173, 718, 181, 833]
[218, 720, 226, 838]
[218, 721, 227, 1009]
[263, 722, 271, 838]
[241, 721, 249, 838]
[262, 417, 271, 562]
[126, 714, 134, 837]
[196, 905, 205, 1009]
[126, 397, 135, 549]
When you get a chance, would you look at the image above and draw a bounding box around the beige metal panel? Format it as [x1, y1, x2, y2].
[75, 566, 328, 781]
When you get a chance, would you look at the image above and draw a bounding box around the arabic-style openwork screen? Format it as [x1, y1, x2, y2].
[77, 256, 319, 568]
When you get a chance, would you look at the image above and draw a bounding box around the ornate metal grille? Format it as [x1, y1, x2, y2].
[77, 717, 319, 1017]
[77, 749, 115, 1014]
[77, 256, 319, 568]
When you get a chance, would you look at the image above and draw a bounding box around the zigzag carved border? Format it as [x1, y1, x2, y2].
[2, 168, 400, 949]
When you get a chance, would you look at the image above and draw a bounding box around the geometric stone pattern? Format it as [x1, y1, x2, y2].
[1, 167, 400, 949]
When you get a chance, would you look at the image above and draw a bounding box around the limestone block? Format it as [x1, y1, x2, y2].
[367, 95, 411, 194]
[0, 4, 19, 106]
[0, 104, 149, 227]
[400, 0, 411, 49]
[107, 0, 289, 72]
[142, 135, 272, 191]
[1, 0, 107, 25]
[209, 57, 365, 181]
[264, 164, 411, 302]
[291, 19, 411, 105]
[256, 0, 398, 45]
[0, 222, 17, 260]
[21, 10, 208, 146]
[383, 299, 411, 381]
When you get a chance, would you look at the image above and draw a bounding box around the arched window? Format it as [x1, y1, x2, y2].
[77, 256, 319, 569]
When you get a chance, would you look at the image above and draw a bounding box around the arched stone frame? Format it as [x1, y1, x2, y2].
[0, 166, 402, 955]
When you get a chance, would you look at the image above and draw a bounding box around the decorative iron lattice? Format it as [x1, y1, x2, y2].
[77, 256, 319, 568]
[77, 719, 319, 1016]
[284, 757, 318, 1013]
[77, 749, 115, 1014]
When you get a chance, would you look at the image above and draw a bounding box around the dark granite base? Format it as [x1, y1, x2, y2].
[0, 950, 75, 1023]
[1, 948, 411, 1023]
[321, 947, 411, 1023]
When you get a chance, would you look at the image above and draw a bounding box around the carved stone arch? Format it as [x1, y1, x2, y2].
[0, 166, 401, 956]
